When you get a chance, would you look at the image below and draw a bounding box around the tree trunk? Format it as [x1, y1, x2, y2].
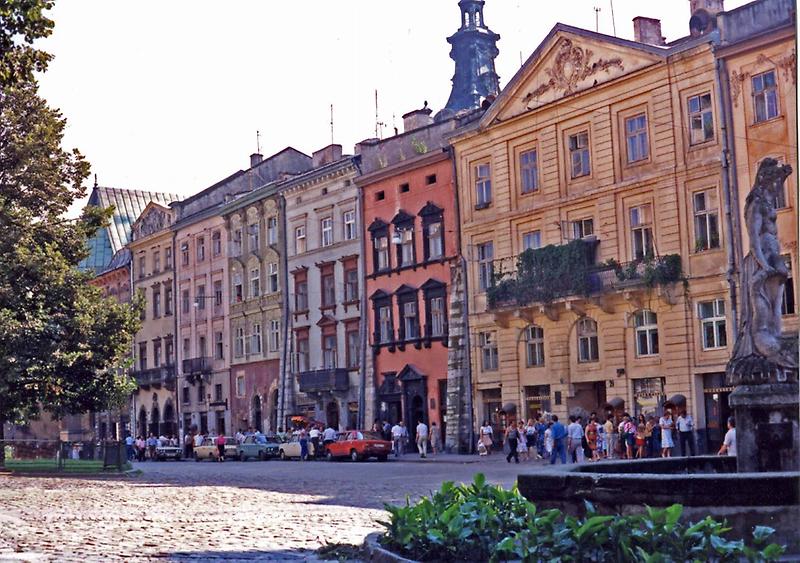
[0, 419, 5, 469]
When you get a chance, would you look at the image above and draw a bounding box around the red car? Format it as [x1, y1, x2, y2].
[325, 431, 392, 462]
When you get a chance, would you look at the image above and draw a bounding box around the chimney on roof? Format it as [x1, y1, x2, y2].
[633, 17, 666, 46]
[250, 153, 263, 168]
[312, 144, 343, 168]
[402, 105, 434, 133]
[689, 0, 723, 36]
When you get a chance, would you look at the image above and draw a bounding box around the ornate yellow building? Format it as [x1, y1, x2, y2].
[450, 1, 796, 452]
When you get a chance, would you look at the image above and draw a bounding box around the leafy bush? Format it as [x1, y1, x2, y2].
[606, 254, 684, 288]
[379, 474, 785, 562]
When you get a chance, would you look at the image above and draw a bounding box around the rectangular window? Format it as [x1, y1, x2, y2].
[213, 280, 223, 310]
[198, 335, 207, 357]
[267, 217, 278, 245]
[212, 231, 222, 256]
[475, 163, 492, 207]
[572, 218, 594, 239]
[182, 386, 190, 404]
[525, 325, 545, 367]
[181, 242, 189, 266]
[251, 323, 262, 355]
[268, 263, 279, 293]
[630, 205, 653, 260]
[344, 268, 358, 302]
[322, 272, 336, 307]
[577, 318, 599, 362]
[214, 383, 223, 403]
[165, 247, 173, 270]
[378, 306, 392, 344]
[197, 384, 205, 403]
[164, 286, 173, 316]
[235, 327, 245, 357]
[152, 287, 161, 318]
[375, 236, 389, 271]
[138, 256, 146, 279]
[520, 149, 539, 194]
[400, 228, 415, 266]
[165, 338, 174, 365]
[347, 328, 360, 369]
[625, 113, 649, 163]
[427, 221, 443, 259]
[214, 331, 224, 360]
[569, 131, 591, 178]
[248, 223, 259, 253]
[752, 70, 779, 123]
[153, 251, 161, 274]
[233, 273, 243, 303]
[634, 310, 659, 357]
[295, 225, 306, 254]
[688, 93, 714, 144]
[250, 267, 260, 298]
[138, 342, 148, 371]
[182, 337, 190, 359]
[781, 257, 795, 316]
[321, 217, 334, 247]
[343, 210, 356, 241]
[153, 340, 162, 367]
[699, 299, 727, 349]
[296, 280, 309, 311]
[269, 320, 280, 352]
[196, 284, 206, 310]
[232, 228, 242, 256]
[181, 289, 190, 315]
[479, 331, 498, 371]
[196, 236, 205, 262]
[477, 242, 494, 292]
[236, 375, 245, 398]
[322, 334, 337, 369]
[693, 191, 720, 251]
[522, 230, 542, 251]
[430, 296, 445, 337]
[403, 300, 418, 340]
[296, 336, 309, 372]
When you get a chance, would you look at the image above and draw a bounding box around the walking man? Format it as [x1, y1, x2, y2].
[677, 410, 695, 456]
[391, 421, 406, 458]
[550, 415, 568, 464]
[416, 420, 429, 458]
[567, 416, 585, 463]
[505, 423, 520, 463]
[124, 434, 134, 461]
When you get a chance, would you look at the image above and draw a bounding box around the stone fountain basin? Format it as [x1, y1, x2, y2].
[518, 456, 799, 554]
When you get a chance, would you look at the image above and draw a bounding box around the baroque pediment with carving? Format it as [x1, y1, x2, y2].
[132, 202, 173, 241]
[485, 30, 663, 123]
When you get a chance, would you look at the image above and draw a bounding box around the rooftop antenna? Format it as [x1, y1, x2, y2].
[374, 89, 386, 139]
[330, 104, 334, 146]
[594, 7, 601, 32]
[609, 0, 617, 36]
[93, 173, 98, 188]
[256, 130, 261, 154]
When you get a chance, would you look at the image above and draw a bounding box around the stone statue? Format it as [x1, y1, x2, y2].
[728, 157, 798, 382]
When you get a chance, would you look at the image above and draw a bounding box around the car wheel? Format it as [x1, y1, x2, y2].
[194, 452, 200, 462]
[280, 450, 287, 461]
[239, 452, 246, 462]
[350, 449, 360, 462]
[378, 455, 388, 462]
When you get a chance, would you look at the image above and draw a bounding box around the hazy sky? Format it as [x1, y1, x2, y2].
[37, 0, 750, 212]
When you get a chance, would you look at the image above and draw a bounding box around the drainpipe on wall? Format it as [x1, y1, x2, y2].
[171, 231, 181, 442]
[355, 157, 368, 431]
[277, 194, 292, 430]
[713, 50, 741, 339]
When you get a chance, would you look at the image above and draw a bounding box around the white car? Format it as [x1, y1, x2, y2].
[194, 437, 237, 461]
[278, 435, 316, 460]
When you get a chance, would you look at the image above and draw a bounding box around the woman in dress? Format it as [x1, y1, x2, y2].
[430, 421, 441, 456]
[659, 410, 675, 457]
[479, 420, 494, 455]
[524, 419, 538, 460]
[544, 422, 554, 460]
[516, 421, 529, 461]
[585, 414, 599, 461]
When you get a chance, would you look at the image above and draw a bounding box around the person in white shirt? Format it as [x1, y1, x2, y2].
[416, 421, 429, 458]
[309, 426, 321, 459]
[323, 425, 337, 444]
[194, 432, 204, 448]
[676, 411, 695, 457]
[391, 421, 406, 457]
[235, 430, 245, 444]
[567, 416, 585, 463]
[718, 417, 737, 457]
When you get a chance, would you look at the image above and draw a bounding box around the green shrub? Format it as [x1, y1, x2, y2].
[379, 474, 785, 562]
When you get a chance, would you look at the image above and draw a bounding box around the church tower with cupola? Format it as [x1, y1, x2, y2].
[440, 0, 500, 118]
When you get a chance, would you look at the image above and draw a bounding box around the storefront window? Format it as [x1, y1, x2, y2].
[524, 385, 551, 420]
[632, 377, 665, 418]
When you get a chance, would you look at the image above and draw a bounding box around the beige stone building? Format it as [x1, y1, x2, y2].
[449, 1, 796, 452]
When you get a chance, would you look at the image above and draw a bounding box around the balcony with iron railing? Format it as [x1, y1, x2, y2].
[182, 357, 213, 376]
[131, 364, 176, 387]
[298, 368, 350, 393]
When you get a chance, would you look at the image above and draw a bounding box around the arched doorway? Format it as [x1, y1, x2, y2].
[411, 395, 425, 427]
[269, 389, 279, 432]
[252, 395, 263, 432]
[138, 407, 147, 438]
[150, 405, 160, 437]
[163, 401, 176, 438]
[326, 401, 339, 431]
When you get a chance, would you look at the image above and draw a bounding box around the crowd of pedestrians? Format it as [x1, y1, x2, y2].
[124, 433, 178, 461]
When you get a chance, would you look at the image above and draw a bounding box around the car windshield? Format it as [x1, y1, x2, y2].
[255, 436, 268, 444]
[360, 431, 383, 440]
[225, 438, 236, 445]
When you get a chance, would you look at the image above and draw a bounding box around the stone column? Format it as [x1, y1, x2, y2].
[445, 261, 473, 453]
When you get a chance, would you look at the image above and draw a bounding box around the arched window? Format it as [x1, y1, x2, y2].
[577, 318, 599, 363]
[525, 325, 545, 367]
[634, 310, 659, 356]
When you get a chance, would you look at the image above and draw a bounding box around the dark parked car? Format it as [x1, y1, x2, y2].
[237, 434, 280, 461]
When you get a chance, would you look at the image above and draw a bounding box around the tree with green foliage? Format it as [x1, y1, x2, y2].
[0, 0, 141, 467]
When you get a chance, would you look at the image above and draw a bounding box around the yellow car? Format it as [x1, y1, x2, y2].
[193, 437, 238, 461]
[278, 435, 316, 460]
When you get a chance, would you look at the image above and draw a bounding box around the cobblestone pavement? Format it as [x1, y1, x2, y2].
[0, 454, 549, 562]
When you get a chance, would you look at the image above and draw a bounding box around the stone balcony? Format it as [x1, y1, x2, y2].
[298, 368, 349, 394]
[131, 365, 176, 388]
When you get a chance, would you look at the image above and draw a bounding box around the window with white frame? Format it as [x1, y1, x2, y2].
[347, 329, 359, 369]
[165, 247, 173, 270]
[233, 273, 243, 303]
[572, 218, 594, 239]
[181, 289, 190, 314]
[752, 70, 779, 123]
[630, 204, 653, 260]
[269, 320, 280, 352]
[235, 327, 245, 357]
[634, 310, 659, 357]
[625, 113, 649, 163]
[378, 306, 392, 344]
[251, 323, 262, 355]
[577, 318, 599, 362]
[321, 272, 336, 307]
[249, 267, 260, 298]
[343, 210, 356, 241]
[212, 231, 222, 256]
[321, 217, 334, 247]
[400, 228, 414, 267]
[477, 241, 494, 292]
[693, 191, 720, 251]
[699, 299, 727, 349]
[296, 335, 309, 372]
[295, 225, 306, 254]
[479, 331, 498, 371]
[268, 263, 279, 293]
[403, 300, 419, 340]
[568, 131, 591, 178]
[181, 242, 190, 266]
[688, 93, 714, 144]
[295, 279, 308, 311]
[344, 268, 358, 302]
[475, 163, 492, 207]
[522, 230, 542, 251]
[520, 149, 539, 194]
[430, 297, 445, 337]
[375, 235, 389, 271]
[196, 284, 205, 311]
[267, 216, 278, 245]
[213, 280, 223, 309]
[322, 334, 337, 369]
[196, 236, 206, 262]
[236, 375, 245, 397]
[426, 221, 443, 259]
[525, 325, 545, 367]
[248, 223, 259, 253]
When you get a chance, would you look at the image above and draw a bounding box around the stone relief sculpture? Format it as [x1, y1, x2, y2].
[728, 157, 798, 382]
